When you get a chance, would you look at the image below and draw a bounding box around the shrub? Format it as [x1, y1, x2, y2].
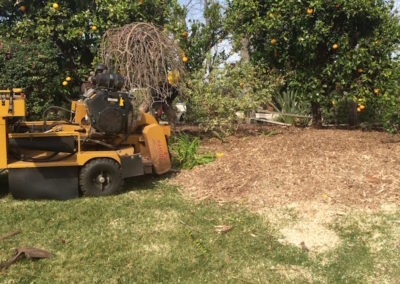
[185, 62, 284, 134]
[271, 90, 311, 126]
[169, 134, 215, 170]
[0, 40, 66, 118]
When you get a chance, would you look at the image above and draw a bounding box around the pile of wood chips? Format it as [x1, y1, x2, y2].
[171, 128, 400, 209]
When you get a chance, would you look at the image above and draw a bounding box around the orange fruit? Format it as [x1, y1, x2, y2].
[358, 68, 363, 74]
[271, 38, 277, 45]
[240, 82, 244, 89]
[62, 81, 68, 87]
[19, 5, 26, 12]
[138, 0, 143, 5]
[182, 56, 188, 63]
[307, 8, 313, 15]
[359, 105, 365, 110]
[357, 107, 361, 112]
[332, 43, 338, 50]
[52, 3, 59, 10]
[182, 31, 188, 38]
[269, 13, 274, 18]
[374, 88, 380, 95]
[66, 76, 71, 82]
[91, 25, 97, 31]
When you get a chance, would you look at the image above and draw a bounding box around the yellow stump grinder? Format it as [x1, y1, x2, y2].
[0, 70, 171, 200]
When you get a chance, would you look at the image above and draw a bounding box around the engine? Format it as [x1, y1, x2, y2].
[85, 72, 133, 135]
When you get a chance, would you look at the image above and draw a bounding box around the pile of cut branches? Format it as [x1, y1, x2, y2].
[101, 22, 185, 109]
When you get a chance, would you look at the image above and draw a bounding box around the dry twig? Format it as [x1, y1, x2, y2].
[0, 230, 21, 241]
[101, 22, 186, 108]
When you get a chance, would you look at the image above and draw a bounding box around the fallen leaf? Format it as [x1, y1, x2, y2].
[300, 241, 309, 252]
[0, 247, 54, 270]
[214, 225, 233, 234]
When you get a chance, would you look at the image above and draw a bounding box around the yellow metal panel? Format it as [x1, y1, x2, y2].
[7, 156, 79, 169]
[0, 97, 26, 169]
[162, 125, 171, 137]
[142, 124, 171, 175]
[76, 151, 121, 166]
[136, 112, 158, 128]
[18, 121, 59, 127]
[0, 88, 23, 94]
[9, 131, 79, 139]
[0, 119, 7, 169]
[116, 147, 135, 157]
[7, 150, 122, 169]
[71, 101, 87, 124]
[0, 98, 26, 117]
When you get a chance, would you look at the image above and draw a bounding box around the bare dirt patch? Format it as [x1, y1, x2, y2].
[268, 202, 343, 253]
[171, 128, 400, 209]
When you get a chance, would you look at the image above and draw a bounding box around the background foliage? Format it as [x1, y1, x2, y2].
[225, 0, 400, 128]
[0, 40, 66, 117]
[184, 62, 284, 134]
[0, 0, 400, 132]
[0, 0, 185, 116]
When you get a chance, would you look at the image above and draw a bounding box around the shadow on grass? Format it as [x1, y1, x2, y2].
[0, 170, 177, 200]
[0, 172, 9, 198]
[123, 172, 176, 194]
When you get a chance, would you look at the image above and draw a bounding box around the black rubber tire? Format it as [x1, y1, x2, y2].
[79, 159, 123, 197]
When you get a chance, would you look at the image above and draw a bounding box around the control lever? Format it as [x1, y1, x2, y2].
[8, 88, 14, 114]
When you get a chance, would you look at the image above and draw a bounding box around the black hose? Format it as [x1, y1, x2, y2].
[19, 152, 59, 162]
[38, 151, 78, 163]
[11, 151, 78, 163]
[81, 138, 116, 150]
[42, 106, 75, 131]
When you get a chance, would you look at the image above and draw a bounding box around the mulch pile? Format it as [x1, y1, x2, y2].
[171, 128, 400, 209]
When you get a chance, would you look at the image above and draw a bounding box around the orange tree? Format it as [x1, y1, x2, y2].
[0, 0, 185, 115]
[225, 0, 400, 127]
[179, 1, 226, 71]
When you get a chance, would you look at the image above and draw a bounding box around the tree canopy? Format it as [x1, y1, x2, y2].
[225, 0, 400, 125]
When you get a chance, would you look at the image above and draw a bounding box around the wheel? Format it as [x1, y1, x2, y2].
[79, 159, 124, 197]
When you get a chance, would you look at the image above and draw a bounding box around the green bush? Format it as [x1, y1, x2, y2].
[382, 97, 400, 133]
[0, 40, 67, 118]
[185, 62, 284, 134]
[271, 90, 311, 126]
[169, 134, 215, 170]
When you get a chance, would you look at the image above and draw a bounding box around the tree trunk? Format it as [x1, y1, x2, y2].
[348, 101, 358, 126]
[240, 37, 250, 63]
[204, 0, 212, 73]
[311, 102, 322, 128]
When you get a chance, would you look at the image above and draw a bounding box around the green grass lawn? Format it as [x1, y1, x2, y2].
[0, 175, 399, 283]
